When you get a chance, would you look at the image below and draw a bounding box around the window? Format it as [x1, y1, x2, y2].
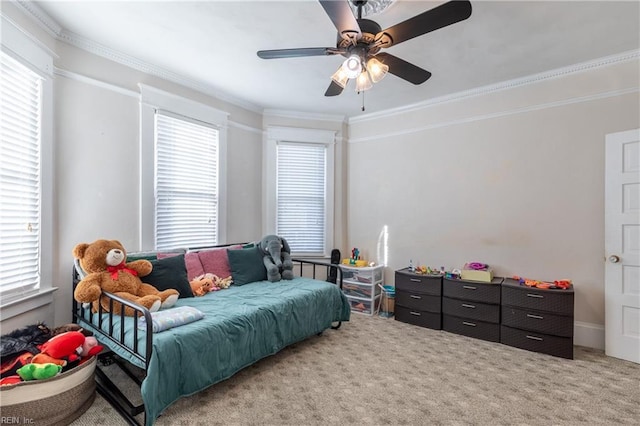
[155, 113, 219, 250]
[0, 52, 42, 302]
[139, 84, 228, 251]
[276, 142, 327, 254]
[265, 127, 335, 257]
[1, 15, 54, 318]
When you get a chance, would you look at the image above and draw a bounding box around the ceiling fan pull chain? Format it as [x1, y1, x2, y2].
[361, 90, 366, 112]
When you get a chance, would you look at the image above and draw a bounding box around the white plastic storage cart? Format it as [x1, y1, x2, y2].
[340, 264, 384, 315]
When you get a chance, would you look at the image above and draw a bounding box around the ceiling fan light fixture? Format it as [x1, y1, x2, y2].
[331, 66, 350, 88]
[342, 54, 362, 78]
[366, 57, 389, 83]
[355, 69, 373, 92]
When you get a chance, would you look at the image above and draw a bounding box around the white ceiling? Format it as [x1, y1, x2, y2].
[27, 0, 640, 118]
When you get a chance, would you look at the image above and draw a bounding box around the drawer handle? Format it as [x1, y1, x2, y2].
[463, 285, 477, 290]
[462, 321, 477, 327]
[526, 335, 543, 341]
[410, 295, 422, 299]
[410, 278, 421, 282]
[462, 303, 476, 309]
[409, 311, 421, 316]
[527, 293, 544, 299]
[526, 314, 544, 320]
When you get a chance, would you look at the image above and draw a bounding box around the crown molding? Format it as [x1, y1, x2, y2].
[12, 0, 62, 37]
[349, 49, 640, 125]
[348, 86, 639, 144]
[263, 109, 346, 124]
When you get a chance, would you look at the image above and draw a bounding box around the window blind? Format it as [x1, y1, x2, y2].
[0, 52, 42, 301]
[155, 112, 219, 250]
[276, 142, 326, 254]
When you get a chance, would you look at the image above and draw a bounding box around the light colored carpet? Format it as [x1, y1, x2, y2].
[71, 313, 640, 425]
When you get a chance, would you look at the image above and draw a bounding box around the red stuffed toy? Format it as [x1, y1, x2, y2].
[38, 331, 85, 364]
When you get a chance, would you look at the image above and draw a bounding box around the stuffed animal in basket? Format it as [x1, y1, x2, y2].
[258, 235, 294, 282]
[73, 239, 179, 316]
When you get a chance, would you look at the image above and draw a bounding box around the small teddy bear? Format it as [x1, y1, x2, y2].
[73, 239, 179, 316]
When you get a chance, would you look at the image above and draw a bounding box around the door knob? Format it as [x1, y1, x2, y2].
[608, 255, 621, 263]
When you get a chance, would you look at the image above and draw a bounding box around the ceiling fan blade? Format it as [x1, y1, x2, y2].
[257, 47, 342, 59]
[324, 80, 344, 97]
[375, 0, 472, 48]
[375, 53, 432, 85]
[318, 0, 361, 42]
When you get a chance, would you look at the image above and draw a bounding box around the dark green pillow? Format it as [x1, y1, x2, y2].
[127, 253, 157, 262]
[227, 246, 267, 286]
[141, 254, 193, 298]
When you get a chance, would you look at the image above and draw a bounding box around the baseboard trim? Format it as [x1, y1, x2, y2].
[574, 321, 604, 350]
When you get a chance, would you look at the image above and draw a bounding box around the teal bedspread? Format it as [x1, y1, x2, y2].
[79, 277, 350, 425]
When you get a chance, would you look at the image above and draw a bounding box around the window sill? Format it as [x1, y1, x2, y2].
[0, 288, 58, 321]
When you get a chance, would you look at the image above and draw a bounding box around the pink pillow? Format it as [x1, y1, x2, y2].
[184, 251, 205, 281]
[198, 245, 242, 279]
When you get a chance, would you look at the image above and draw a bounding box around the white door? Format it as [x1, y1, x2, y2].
[605, 128, 640, 363]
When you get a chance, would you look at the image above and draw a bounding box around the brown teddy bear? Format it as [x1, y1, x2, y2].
[73, 239, 179, 316]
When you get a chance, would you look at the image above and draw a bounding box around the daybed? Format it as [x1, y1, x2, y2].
[72, 243, 350, 425]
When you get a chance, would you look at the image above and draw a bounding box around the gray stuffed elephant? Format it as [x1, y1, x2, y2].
[258, 235, 294, 282]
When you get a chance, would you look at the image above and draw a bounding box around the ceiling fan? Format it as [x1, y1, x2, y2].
[257, 0, 472, 97]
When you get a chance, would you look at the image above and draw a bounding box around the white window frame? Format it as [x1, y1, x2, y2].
[264, 126, 335, 258]
[139, 84, 228, 250]
[0, 15, 55, 320]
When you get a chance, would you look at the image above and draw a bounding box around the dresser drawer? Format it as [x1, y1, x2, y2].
[442, 297, 500, 324]
[395, 269, 442, 296]
[500, 325, 574, 359]
[443, 277, 502, 304]
[395, 306, 441, 330]
[396, 290, 441, 312]
[502, 279, 574, 315]
[502, 306, 573, 337]
[442, 315, 500, 343]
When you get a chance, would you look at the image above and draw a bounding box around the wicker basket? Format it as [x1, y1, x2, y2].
[0, 356, 96, 425]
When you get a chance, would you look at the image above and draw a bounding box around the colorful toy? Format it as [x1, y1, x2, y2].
[258, 235, 294, 282]
[17, 363, 62, 381]
[189, 273, 233, 296]
[513, 275, 572, 290]
[39, 331, 85, 362]
[80, 336, 103, 358]
[0, 375, 22, 386]
[73, 239, 179, 316]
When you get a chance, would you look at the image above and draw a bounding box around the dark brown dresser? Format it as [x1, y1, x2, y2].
[500, 278, 575, 359]
[394, 268, 443, 330]
[442, 277, 503, 342]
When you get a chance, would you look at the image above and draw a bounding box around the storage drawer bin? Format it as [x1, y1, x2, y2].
[442, 314, 500, 342]
[341, 265, 383, 284]
[396, 291, 441, 312]
[502, 278, 574, 315]
[348, 296, 379, 315]
[443, 277, 503, 304]
[395, 269, 442, 295]
[442, 297, 500, 324]
[501, 306, 573, 337]
[342, 281, 380, 299]
[0, 356, 96, 426]
[501, 325, 574, 359]
[395, 306, 442, 330]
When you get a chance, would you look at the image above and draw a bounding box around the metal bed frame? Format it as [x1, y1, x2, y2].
[72, 253, 343, 425]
